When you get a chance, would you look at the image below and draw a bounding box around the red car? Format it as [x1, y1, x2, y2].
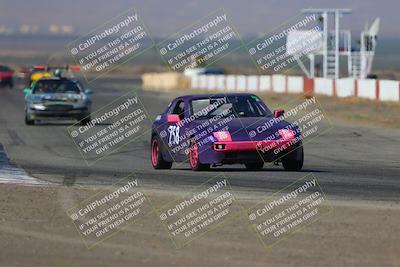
[0, 65, 14, 88]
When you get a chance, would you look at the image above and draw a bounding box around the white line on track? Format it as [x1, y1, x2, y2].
[0, 144, 50, 185]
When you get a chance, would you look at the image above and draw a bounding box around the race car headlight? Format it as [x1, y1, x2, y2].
[213, 131, 232, 142]
[278, 129, 295, 140]
[214, 144, 226, 150]
[31, 104, 46, 110]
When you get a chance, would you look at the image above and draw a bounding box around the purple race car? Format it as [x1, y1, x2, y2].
[151, 93, 303, 171]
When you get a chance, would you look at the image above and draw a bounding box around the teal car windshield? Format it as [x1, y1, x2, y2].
[33, 80, 81, 94]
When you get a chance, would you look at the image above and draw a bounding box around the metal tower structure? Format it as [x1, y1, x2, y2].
[293, 9, 380, 79]
[302, 8, 351, 79]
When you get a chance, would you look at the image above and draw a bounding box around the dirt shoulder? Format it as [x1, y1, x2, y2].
[0, 184, 398, 267]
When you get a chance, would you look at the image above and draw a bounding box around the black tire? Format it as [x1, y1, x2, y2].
[80, 117, 91, 125]
[25, 114, 34, 125]
[245, 162, 264, 170]
[188, 139, 210, 171]
[151, 136, 172, 169]
[282, 145, 304, 171]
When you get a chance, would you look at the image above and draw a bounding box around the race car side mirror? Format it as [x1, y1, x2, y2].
[167, 114, 180, 123]
[23, 88, 32, 95]
[274, 109, 285, 118]
[84, 89, 93, 95]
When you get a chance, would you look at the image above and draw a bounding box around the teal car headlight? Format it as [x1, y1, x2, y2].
[31, 104, 46, 110]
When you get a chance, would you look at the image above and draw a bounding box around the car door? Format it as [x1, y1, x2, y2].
[158, 98, 188, 162]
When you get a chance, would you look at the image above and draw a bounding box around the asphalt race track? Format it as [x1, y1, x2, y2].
[0, 77, 399, 201]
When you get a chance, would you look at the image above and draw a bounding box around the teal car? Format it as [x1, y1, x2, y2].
[24, 77, 92, 125]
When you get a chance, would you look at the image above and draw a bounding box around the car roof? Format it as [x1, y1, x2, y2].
[178, 93, 257, 100]
[36, 77, 77, 83]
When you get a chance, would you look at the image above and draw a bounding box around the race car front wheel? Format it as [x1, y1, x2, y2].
[151, 136, 172, 169]
[189, 139, 210, 171]
[282, 144, 304, 171]
[245, 162, 264, 170]
[80, 116, 91, 125]
[25, 113, 34, 125]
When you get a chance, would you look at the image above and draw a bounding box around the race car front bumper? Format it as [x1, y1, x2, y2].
[212, 138, 297, 153]
[206, 138, 300, 164]
[27, 106, 90, 119]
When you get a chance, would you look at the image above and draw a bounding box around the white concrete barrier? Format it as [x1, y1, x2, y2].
[199, 75, 208, 90]
[191, 75, 200, 89]
[226, 75, 236, 92]
[247, 76, 259, 92]
[287, 76, 303, 93]
[379, 80, 399, 102]
[236, 75, 247, 92]
[216, 75, 226, 91]
[259, 75, 271, 91]
[357, 79, 376, 100]
[314, 78, 333, 96]
[206, 75, 217, 91]
[184, 73, 399, 103]
[272, 74, 286, 93]
[336, 78, 355, 98]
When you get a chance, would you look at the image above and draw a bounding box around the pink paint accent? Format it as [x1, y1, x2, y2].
[333, 79, 337, 97]
[274, 109, 285, 118]
[376, 79, 380, 100]
[278, 129, 295, 139]
[354, 79, 358, 97]
[212, 138, 295, 152]
[213, 131, 232, 142]
[151, 139, 159, 167]
[303, 77, 314, 96]
[285, 76, 288, 93]
[167, 114, 180, 123]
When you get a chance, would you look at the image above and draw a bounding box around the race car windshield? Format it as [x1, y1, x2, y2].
[191, 95, 271, 119]
[33, 80, 81, 94]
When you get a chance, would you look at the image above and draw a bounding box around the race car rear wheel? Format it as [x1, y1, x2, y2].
[244, 162, 264, 170]
[189, 140, 210, 171]
[282, 145, 304, 171]
[151, 137, 172, 169]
